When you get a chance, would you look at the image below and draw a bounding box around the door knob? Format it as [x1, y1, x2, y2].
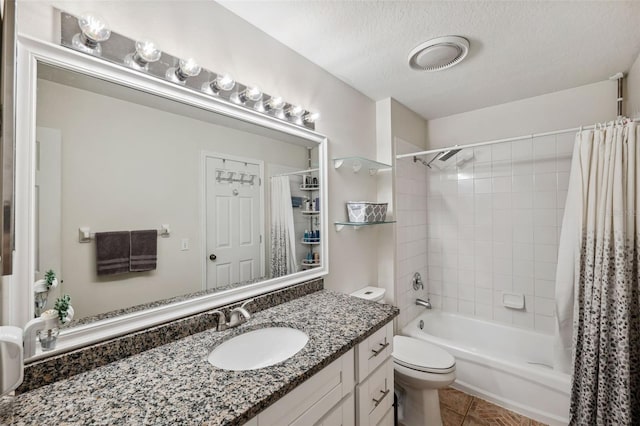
[209, 254, 217, 261]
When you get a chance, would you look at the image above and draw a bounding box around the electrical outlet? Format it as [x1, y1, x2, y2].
[181, 238, 189, 251]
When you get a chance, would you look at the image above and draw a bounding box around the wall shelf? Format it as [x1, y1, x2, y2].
[301, 260, 321, 268]
[302, 239, 321, 245]
[334, 221, 396, 231]
[301, 210, 320, 215]
[299, 185, 319, 191]
[333, 156, 391, 175]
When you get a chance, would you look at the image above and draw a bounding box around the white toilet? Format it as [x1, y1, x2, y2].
[393, 336, 456, 426]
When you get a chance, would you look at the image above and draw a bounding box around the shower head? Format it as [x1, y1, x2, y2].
[439, 148, 461, 161]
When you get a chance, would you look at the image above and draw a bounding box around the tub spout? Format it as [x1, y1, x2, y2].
[416, 298, 432, 309]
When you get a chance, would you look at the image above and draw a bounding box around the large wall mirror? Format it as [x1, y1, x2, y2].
[13, 36, 328, 360]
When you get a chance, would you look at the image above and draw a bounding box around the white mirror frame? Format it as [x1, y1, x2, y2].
[10, 35, 329, 362]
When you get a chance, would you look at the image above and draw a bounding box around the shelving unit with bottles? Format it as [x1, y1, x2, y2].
[299, 175, 321, 268]
[332, 156, 395, 231]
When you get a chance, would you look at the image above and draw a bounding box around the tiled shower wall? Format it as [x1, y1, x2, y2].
[396, 133, 574, 333]
[395, 140, 430, 329]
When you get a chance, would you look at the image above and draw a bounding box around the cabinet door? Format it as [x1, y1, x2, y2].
[316, 393, 355, 426]
[356, 358, 394, 426]
[356, 322, 393, 383]
[258, 348, 354, 426]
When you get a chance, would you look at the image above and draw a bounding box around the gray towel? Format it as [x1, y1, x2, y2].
[96, 231, 130, 276]
[130, 230, 157, 272]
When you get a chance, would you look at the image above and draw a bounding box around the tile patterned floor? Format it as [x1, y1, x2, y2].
[439, 387, 548, 426]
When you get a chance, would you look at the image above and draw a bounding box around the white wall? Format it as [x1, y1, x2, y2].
[426, 80, 618, 149]
[627, 52, 640, 119]
[16, 1, 379, 298]
[37, 79, 308, 319]
[395, 140, 429, 329]
[377, 99, 427, 312]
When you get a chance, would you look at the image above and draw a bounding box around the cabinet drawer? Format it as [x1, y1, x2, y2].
[356, 358, 394, 426]
[258, 348, 354, 426]
[356, 322, 393, 383]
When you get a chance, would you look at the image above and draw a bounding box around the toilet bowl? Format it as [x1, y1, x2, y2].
[393, 335, 456, 426]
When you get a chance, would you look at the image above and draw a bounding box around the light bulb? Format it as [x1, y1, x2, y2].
[215, 73, 236, 91]
[304, 112, 320, 123]
[265, 96, 285, 111]
[126, 40, 161, 70]
[135, 40, 161, 63]
[286, 105, 305, 118]
[244, 86, 263, 102]
[179, 58, 201, 77]
[71, 13, 111, 55]
[233, 85, 263, 104]
[166, 58, 201, 84]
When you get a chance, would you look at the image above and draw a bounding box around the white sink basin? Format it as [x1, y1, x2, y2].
[208, 327, 309, 371]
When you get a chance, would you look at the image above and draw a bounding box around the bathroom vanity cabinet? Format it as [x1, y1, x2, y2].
[2, 291, 397, 425]
[251, 321, 394, 426]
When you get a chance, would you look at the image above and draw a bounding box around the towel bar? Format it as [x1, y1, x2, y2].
[78, 225, 170, 243]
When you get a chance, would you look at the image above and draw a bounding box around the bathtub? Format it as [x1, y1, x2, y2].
[403, 310, 570, 426]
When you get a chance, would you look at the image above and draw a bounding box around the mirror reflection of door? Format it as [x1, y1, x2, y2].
[205, 155, 263, 290]
[35, 127, 63, 286]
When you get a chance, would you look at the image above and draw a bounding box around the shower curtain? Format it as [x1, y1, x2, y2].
[555, 121, 639, 424]
[270, 176, 298, 277]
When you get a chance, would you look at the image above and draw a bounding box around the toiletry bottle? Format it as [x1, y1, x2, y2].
[304, 229, 309, 242]
[311, 198, 316, 211]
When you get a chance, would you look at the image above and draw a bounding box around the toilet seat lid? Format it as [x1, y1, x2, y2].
[393, 336, 455, 374]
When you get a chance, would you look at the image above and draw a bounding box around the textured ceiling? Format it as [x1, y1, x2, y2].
[218, 1, 640, 119]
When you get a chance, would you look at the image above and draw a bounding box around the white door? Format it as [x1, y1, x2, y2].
[35, 127, 63, 282]
[205, 156, 263, 289]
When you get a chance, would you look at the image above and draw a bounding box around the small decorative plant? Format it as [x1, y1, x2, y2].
[44, 270, 57, 290]
[53, 294, 74, 325]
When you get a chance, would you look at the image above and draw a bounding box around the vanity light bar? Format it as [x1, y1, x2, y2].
[59, 11, 319, 131]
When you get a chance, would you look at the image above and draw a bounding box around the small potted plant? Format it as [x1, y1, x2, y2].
[37, 294, 74, 351]
[33, 269, 59, 317]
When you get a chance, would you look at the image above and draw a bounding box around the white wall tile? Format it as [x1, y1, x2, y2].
[513, 175, 534, 192]
[474, 146, 492, 163]
[534, 191, 557, 209]
[512, 140, 533, 160]
[535, 279, 556, 299]
[492, 176, 512, 193]
[492, 143, 512, 161]
[473, 161, 492, 179]
[534, 173, 557, 192]
[534, 297, 556, 316]
[458, 300, 475, 315]
[474, 178, 492, 194]
[475, 303, 492, 319]
[443, 297, 458, 312]
[493, 306, 513, 324]
[535, 315, 556, 334]
[512, 311, 535, 329]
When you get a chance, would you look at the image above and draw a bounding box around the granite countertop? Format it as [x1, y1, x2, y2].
[0, 290, 398, 425]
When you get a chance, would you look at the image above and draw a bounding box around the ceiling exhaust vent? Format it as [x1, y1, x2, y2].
[408, 36, 470, 72]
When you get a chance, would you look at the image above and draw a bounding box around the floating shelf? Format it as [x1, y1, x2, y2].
[334, 221, 396, 231]
[299, 185, 319, 191]
[333, 156, 392, 175]
[302, 239, 321, 245]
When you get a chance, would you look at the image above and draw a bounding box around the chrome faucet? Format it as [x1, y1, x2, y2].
[209, 300, 253, 331]
[416, 298, 432, 310]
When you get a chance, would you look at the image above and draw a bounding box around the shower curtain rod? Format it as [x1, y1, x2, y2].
[272, 168, 319, 178]
[396, 118, 640, 160]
